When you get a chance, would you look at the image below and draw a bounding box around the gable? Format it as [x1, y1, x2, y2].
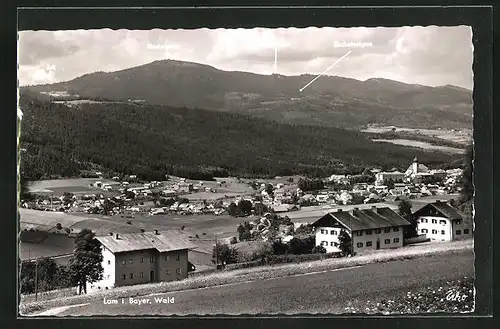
[413, 203, 462, 220]
[312, 213, 347, 229]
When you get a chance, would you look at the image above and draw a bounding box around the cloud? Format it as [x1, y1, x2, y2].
[17, 26, 473, 89]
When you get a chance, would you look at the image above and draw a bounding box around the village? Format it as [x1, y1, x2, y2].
[22, 157, 463, 219]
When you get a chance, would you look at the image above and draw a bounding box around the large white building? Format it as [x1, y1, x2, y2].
[312, 206, 411, 255]
[412, 201, 472, 242]
[88, 230, 196, 293]
[375, 171, 405, 185]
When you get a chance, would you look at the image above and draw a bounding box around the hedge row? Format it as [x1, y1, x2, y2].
[226, 252, 343, 270]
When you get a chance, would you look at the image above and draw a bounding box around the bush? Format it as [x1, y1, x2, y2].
[311, 245, 327, 254]
[213, 243, 239, 265]
[229, 237, 237, 244]
[287, 236, 315, 255]
[271, 240, 288, 255]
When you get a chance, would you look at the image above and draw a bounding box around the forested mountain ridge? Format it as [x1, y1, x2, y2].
[19, 92, 462, 181]
[22, 59, 473, 130]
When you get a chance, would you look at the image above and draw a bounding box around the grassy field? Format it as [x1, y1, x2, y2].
[372, 139, 465, 154]
[28, 178, 120, 195]
[20, 208, 89, 229]
[361, 126, 472, 144]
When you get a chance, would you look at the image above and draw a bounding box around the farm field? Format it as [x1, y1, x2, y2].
[28, 178, 120, 195]
[361, 126, 472, 144]
[372, 139, 465, 154]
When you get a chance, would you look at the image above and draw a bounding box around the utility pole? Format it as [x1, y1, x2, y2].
[214, 233, 218, 270]
[34, 258, 38, 301]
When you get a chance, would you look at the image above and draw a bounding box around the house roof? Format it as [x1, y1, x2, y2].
[96, 230, 196, 254]
[412, 201, 464, 220]
[312, 207, 411, 231]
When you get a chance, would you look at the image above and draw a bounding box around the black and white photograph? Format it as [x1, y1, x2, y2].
[17, 23, 475, 316]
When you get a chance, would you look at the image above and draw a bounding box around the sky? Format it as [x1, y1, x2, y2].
[18, 26, 473, 89]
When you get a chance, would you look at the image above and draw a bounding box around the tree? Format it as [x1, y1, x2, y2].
[398, 199, 417, 239]
[36, 257, 59, 291]
[68, 229, 103, 295]
[338, 230, 352, 256]
[295, 224, 314, 236]
[265, 184, 274, 196]
[212, 243, 239, 265]
[56, 223, 62, 230]
[458, 144, 474, 207]
[254, 202, 268, 216]
[228, 202, 239, 217]
[19, 174, 34, 201]
[238, 199, 253, 215]
[103, 199, 114, 216]
[237, 221, 252, 241]
[253, 242, 273, 264]
[124, 190, 135, 199]
[63, 192, 74, 204]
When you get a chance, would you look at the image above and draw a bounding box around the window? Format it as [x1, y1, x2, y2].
[439, 220, 447, 225]
[456, 220, 462, 225]
[356, 242, 363, 248]
[176, 268, 182, 275]
[129, 259, 133, 264]
[356, 231, 363, 236]
[130, 273, 134, 279]
[122, 274, 126, 280]
[393, 238, 400, 243]
[140, 257, 144, 263]
[176, 253, 181, 261]
[107, 260, 111, 265]
[322, 241, 328, 246]
[140, 272, 144, 278]
[366, 230, 372, 235]
[330, 230, 336, 235]
[384, 239, 390, 244]
[432, 229, 437, 234]
[393, 227, 399, 232]
[441, 230, 445, 235]
[121, 260, 126, 265]
[464, 229, 470, 234]
[166, 270, 172, 275]
[375, 229, 381, 234]
[330, 242, 335, 246]
[320, 229, 325, 234]
[424, 218, 428, 223]
[456, 230, 462, 235]
[366, 241, 373, 247]
[422, 229, 428, 233]
[384, 228, 391, 233]
[432, 219, 437, 224]
[165, 255, 170, 261]
[150, 256, 155, 263]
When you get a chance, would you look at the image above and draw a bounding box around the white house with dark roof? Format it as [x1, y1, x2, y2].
[412, 200, 472, 242]
[88, 230, 196, 293]
[312, 206, 411, 254]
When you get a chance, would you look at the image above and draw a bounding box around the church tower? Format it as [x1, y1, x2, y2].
[412, 157, 419, 174]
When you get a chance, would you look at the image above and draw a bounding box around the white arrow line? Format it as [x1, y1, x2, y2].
[299, 50, 351, 92]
